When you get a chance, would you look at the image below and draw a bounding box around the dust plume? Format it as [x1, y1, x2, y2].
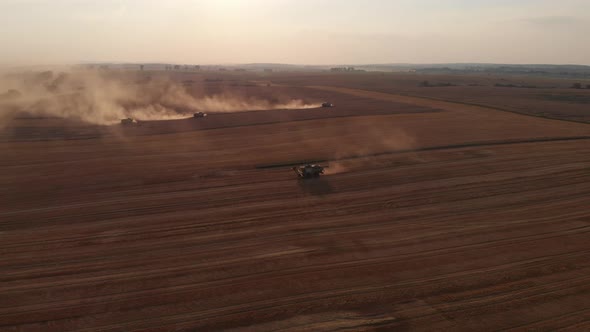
[325, 122, 417, 175]
[324, 161, 349, 175]
[0, 69, 320, 126]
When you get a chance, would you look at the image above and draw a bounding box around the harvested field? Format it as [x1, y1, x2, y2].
[1, 72, 590, 331]
[270, 72, 590, 123]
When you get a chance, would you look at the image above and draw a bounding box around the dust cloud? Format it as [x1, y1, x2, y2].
[0, 69, 320, 126]
[325, 124, 417, 175]
[324, 162, 348, 175]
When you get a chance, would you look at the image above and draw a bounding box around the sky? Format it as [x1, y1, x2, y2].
[1, 0, 589, 66]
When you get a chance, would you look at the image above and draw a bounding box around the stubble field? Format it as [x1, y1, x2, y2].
[1, 71, 590, 331]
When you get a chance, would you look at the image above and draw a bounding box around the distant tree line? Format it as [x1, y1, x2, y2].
[494, 83, 539, 89]
[570, 82, 590, 89]
[415, 66, 590, 78]
[330, 67, 365, 72]
[164, 65, 201, 71]
[418, 80, 456, 87]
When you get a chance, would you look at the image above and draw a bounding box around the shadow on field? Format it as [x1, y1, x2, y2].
[297, 177, 333, 196]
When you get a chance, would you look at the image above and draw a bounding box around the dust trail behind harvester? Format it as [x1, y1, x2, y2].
[325, 124, 417, 175]
[0, 70, 320, 126]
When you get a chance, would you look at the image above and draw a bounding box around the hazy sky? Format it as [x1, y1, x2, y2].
[1, 0, 589, 65]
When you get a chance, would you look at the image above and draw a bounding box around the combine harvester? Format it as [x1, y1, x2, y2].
[322, 102, 334, 108]
[293, 164, 327, 178]
[120, 118, 139, 126]
[193, 112, 207, 118]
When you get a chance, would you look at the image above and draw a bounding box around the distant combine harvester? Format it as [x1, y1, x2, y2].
[120, 118, 139, 126]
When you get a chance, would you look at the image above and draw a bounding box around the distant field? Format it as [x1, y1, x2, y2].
[267, 71, 590, 123]
[1, 70, 590, 331]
